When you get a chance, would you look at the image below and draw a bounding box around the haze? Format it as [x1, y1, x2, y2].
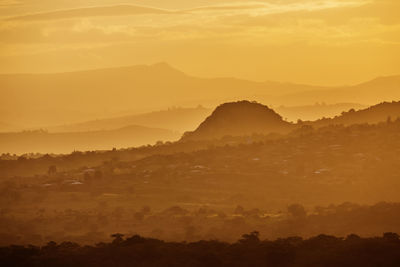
[2, 1, 400, 266]
[0, 0, 399, 85]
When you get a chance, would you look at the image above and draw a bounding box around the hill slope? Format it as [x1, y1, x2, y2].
[311, 101, 400, 127]
[275, 103, 367, 122]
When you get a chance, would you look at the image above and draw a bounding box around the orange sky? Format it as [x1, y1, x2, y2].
[0, 0, 399, 85]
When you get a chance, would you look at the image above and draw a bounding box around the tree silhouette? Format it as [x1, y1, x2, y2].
[111, 233, 124, 244]
[287, 204, 306, 218]
[47, 165, 57, 176]
[239, 231, 260, 244]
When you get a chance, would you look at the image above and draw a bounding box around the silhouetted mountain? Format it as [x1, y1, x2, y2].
[0, 125, 180, 154]
[311, 101, 400, 127]
[355, 75, 400, 91]
[47, 106, 212, 133]
[37, 103, 368, 133]
[42, 103, 369, 133]
[275, 75, 400, 106]
[182, 101, 293, 141]
[0, 63, 292, 128]
[8, 63, 400, 128]
[275, 103, 367, 122]
[2, 100, 399, 154]
[1, 63, 399, 129]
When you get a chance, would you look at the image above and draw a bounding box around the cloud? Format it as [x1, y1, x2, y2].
[186, 3, 267, 12]
[0, 0, 20, 6]
[184, 0, 369, 15]
[1, 0, 399, 47]
[5, 4, 176, 21]
[3, 1, 372, 22]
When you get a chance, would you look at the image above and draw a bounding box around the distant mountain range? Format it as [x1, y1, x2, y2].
[0, 63, 399, 129]
[0, 125, 180, 154]
[273, 75, 400, 106]
[275, 103, 367, 122]
[2, 100, 400, 154]
[43, 103, 367, 134]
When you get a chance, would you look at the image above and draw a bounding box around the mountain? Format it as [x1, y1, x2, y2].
[1, 63, 399, 129]
[0, 125, 180, 154]
[275, 103, 367, 122]
[274, 75, 400, 106]
[311, 101, 400, 127]
[3, 100, 400, 154]
[45, 103, 368, 134]
[0, 63, 291, 128]
[0, 62, 334, 128]
[40, 103, 367, 133]
[47, 106, 212, 133]
[2, 100, 400, 174]
[181, 101, 293, 141]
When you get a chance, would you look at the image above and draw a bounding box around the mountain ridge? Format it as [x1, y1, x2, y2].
[2, 100, 400, 153]
[310, 101, 400, 127]
[0, 62, 399, 129]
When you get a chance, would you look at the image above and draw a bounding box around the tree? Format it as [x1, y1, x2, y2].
[383, 232, 399, 241]
[48, 165, 57, 176]
[287, 204, 306, 218]
[111, 233, 124, 244]
[239, 231, 260, 244]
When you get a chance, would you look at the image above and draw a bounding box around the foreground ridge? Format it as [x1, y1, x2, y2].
[2, 232, 400, 267]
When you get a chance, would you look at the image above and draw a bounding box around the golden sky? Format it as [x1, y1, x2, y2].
[0, 0, 399, 85]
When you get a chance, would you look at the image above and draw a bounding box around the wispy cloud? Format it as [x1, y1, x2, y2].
[5, 4, 176, 21]
[0, 0, 20, 5]
[3, 1, 371, 22]
[0, 0, 21, 8]
[1, 0, 396, 46]
[185, 1, 369, 15]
